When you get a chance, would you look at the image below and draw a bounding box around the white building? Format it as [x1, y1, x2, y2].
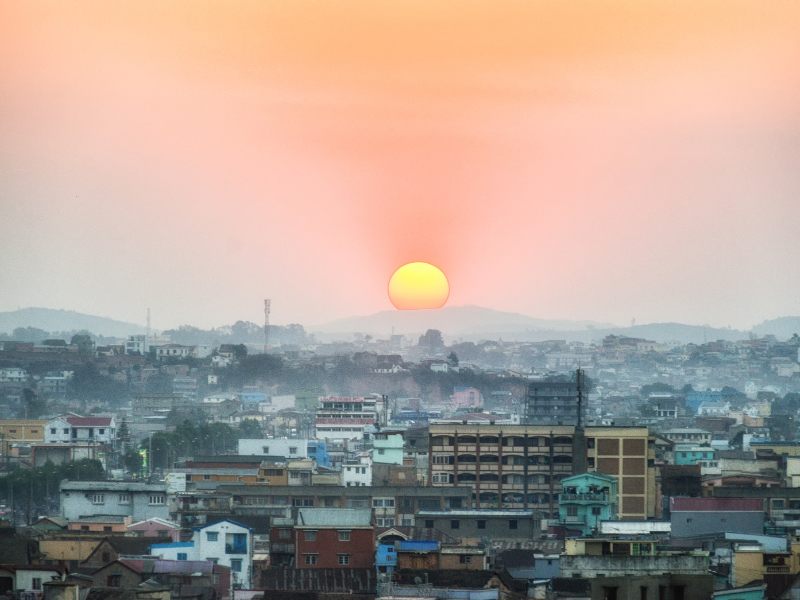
[149, 519, 253, 589]
[0, 368, 28, 383]
[155, 344, 194, 360]
[257, 395, 296, 414]
[125, 335, 148, 355]
[60, 480, 169, 521]
[0, 566, 64, 595]
[238, 438, 309, 459]
[342, 453, 372, 487]
[315, 395, 387, 441]
[45, 415, 116, 444]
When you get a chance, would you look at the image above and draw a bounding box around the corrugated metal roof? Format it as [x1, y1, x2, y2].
[297, 508, 372, 528]
[670, 497, 764, 512]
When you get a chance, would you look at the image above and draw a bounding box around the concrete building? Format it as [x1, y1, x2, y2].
[373, 433, 404, 465]
[238, 438, 310, 460]
[525, 375, 581, 426]
[60, 480, 169, 521]
[294, 508, 375, 569]
[0, 420, 47, 455]
[670, 497, 765, 540]
[150, 519, 253, 589]
[342, 453, 372, 487]
[415, 510, 540, 542]
[559, 472, 618, 536]
[315, 395, 386, 440]
[45, 415, 116, 445]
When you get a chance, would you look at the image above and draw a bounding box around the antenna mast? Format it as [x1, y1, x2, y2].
[264, 299, 271, 354]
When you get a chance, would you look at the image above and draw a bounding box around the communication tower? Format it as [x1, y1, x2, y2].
[264, 299, 271, 354]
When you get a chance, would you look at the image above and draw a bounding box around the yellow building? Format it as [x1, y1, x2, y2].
[585, 427, 657, 520]
[39, 537, 107, 563]
[733, 542, 800, 587]
[0, 420, 48, 455]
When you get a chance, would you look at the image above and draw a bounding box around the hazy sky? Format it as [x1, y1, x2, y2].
[1, 0, 799, 331]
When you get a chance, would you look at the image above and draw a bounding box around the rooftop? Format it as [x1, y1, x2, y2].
[297, 508, 372, 528]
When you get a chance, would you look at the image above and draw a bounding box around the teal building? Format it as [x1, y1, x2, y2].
[559, 472, 618, 536]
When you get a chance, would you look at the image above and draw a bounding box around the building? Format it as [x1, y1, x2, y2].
[525, 374, 581, 426]
[559, 472, 618, 536]
[342, 453, 372, 487]
[294, 508, 375, 569]
[373, 433, 404, 465]
[670, 497, 765, 540]
[150, 519, 253, 589]
[415, 510, 540, 542]
[315, 395, 386, 440]
[674, 447, 715, 466]
[45, 415, 116, 445]
[0, 566, 65, 596]
[90, 558, 230, 600]
[60, 480, 169, 521]
[453, 388, 482, 411]
[733, 542, 800, 587]
[238, 438, 310, 460]
[127, 518, 181, 541]
[0, 420, 47, 455]
[660, 429, 713, 446]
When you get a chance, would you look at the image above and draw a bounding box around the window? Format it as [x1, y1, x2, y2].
[206, 558, 219, 564]
[31, 429, 37, 434]
[338, 555, 350, 565]
[231, 559, 242, 572]
[305, 531, 317, 542]
[92, 494, 105, 504]
[459, 555, 471, 564]
[773, 500, 785, 509]
[64, 428, 69, 434]
[293, 498, 314, 507]
[289, 447, 298, 454]
[262, 446, 270, 454]
[373, 498, 395, 508]
[477, 520, 486, 529]
[425, 520, 434, 528]
[81, 526, 89, 532]
[509, 520, 518, 529]
[8, 430, 15, 434]
[99, 428, 105, 435]
[567, 507, 579, 517]
[305, 555, 317, 565]
[451, 520, 460, 529]
[104, 526, 112, 532]
[102, 552, 111, 563]
[206, 532, 219, 542]
[418, 498, 440, 510]
[592, 507, 602, 515]
[279, 529, 291, 539]
[177, 553, 188, 561]
[119, 494, 130, 504]
[149, 495, 165, 505]
[107, 575, 121, 587]
[339, 530, 351, 541]
[378, 449, 385, 455]
[50, 428, 56, 434]
[31, 579, 42, 591]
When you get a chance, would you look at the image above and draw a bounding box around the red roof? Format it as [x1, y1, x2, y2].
[670, 497, 764, 512]
[66, 416, 113, 427]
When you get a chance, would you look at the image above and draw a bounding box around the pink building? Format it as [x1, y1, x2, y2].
[127, 517, 181, 541]
[452, 387, 482, 411]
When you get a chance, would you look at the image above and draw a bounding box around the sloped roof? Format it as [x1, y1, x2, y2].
[66, 416, 113, 427]
[297, 508, 372, 528]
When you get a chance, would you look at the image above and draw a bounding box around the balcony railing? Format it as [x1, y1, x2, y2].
[226, 543, 248, 554]
[559, 493, 610, 502]
[270, 543, 295, 553]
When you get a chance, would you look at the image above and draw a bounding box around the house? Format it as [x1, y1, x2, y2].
[81, 537, 165, 569]
[90, 558, 230, 600]
[149, 519, 253, 589]
[60, 481, 169, 522]
[294, 508, 374, 569]
[68, 515, 132, 533]
[0, 565, 65, 596]
[415, 510, 541, 543]
[670, 497, 765, 540]
[733, 542, 800, 587]
[342, 453, 372, 487]
[559, 472, 618, 536]
[45, 416, 116, 445]
[376, 543, 398, 574]
[154, 344, 194, 360]
[452, 387, 482, 410]
[127, 518, 181, 542]
[373, 433, 404, 465]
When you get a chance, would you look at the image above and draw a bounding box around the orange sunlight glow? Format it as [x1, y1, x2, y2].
[388, 262, 450, 310]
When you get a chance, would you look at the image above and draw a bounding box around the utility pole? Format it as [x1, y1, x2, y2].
[264, 299, 271, 354]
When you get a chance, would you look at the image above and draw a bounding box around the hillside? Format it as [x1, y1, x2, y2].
[0, 308, 146, 339]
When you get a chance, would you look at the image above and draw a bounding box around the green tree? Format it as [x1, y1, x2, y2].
[238, 419, 264, 439]
[123, 449, 144, 474]
[447, 351, 459, 367]
[22, 388, 47, 419]
[418, 329, 444, 350]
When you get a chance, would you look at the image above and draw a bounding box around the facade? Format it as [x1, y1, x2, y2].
[586, 427, 656, 521]
[45, 416, 116, 445]
[0, 420, 47, 454]
[315, 396, 386, 440]
[660, 429, 713, 445]
[559, 472, 618, 536]
[373, 433, 404, 465]
[733, 542, 800, 587]
[525, 376, 581, 426]
[563, 538, 709, 578]
[453, 387, 482, 411]
[670, 497, 765, 539]
[342, 453, 372, 487]
[238, 438, 309, 459]
[376, 543, 398, 574]
[294, 508, 375, 569]
[127, 518, 181, 541]
[674, 447, 715, 466]
[415, 510, 540, 542]
[60, 480, 169, 521]
[149, 519, 253, 589]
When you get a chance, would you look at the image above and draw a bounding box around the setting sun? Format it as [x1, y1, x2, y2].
[388, 262, 450, 310]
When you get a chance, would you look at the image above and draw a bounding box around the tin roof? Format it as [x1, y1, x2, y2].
[297, 508, 372, 528]
[670, 497, 764, 512]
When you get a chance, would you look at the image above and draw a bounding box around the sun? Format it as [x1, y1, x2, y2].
[388, 262, 450, 310]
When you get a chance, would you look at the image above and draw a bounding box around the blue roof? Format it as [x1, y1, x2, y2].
[399, 541, 439, 551]
[150, 542, 194, 549]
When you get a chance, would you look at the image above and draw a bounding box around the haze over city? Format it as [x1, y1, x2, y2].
[2, 1, 799, 331]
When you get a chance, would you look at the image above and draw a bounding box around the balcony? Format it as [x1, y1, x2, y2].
[559, 493, 610, 503]
[766, 566, 790, 574]
[226, 543, 248, 554]
[270, 543, 295, 553]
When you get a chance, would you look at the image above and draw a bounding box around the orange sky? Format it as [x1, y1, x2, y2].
[1, 0, 799, 330]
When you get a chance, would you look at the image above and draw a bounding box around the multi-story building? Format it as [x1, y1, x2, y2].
[60, 480, 169, 521]
[524, 375, 581, 426]
[373, 433, 404, 465]
[415, 510, 540, 542]
[45, 415, 116, 445]
[559, 472, 618, 536]
[0, 420, 47, 455]
[219, 484, 471, 527]
[585, 427, 656, 521]
[342, 453, 372, 487]
[428, 423, 576, 517]
[294, 508, 374, 569]
[238, 438, 311, 460]
[429, 424, 656, 520]
[315, 395, 386, 440]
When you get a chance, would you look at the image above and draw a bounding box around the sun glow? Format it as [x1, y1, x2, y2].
[388, 262, 450, 310]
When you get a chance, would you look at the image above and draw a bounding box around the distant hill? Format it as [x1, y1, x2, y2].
[0, 308, 145, 339]
[309, 305, 618, 340]
[751, 317, 800, 340]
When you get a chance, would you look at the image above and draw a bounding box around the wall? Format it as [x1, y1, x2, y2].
[561, 554, 709, 578]
[238, 439, 310, 459]
[671, 511, 764, 539]
[586, 574, 715, 600]
[296, 528, 375, 570]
